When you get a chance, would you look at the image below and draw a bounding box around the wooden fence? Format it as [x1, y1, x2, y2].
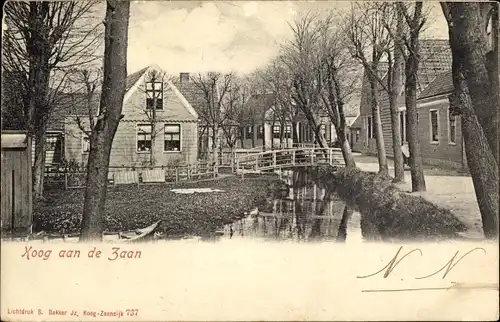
[63, 161, 219, 189]
[1, 131, 32, 233]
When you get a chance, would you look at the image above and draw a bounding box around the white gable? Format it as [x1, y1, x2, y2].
[123, 64, 198, 119]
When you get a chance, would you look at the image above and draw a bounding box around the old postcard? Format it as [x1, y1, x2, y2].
[1, 1, 499, 321]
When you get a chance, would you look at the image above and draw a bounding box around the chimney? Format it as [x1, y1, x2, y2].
[180, 72, 190, 83]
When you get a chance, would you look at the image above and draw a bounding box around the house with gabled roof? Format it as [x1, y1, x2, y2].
[237, 93, 338, 150]
[357, 39, 469, 169]
[57, 65, 200, 168]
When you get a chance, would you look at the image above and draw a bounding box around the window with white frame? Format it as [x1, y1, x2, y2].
[284, 124, 292, 139]
[245, 125, 252, 139]
[137, 124, 152, 152]
[355, 130, 360, 142]
[146, 81, 163, 110]
[367, 116, 373, 139]
[273, 124, 281, 139]
[257, 125, 264, 139]
[448, 108, 456, 144]
[82, 133, 90, 153]
[164, 124, 181, 151]
[429, 110, 439, 143]
[399, 110, 408, 142]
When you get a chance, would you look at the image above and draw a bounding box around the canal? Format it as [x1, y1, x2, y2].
[219, 170, 369, 244]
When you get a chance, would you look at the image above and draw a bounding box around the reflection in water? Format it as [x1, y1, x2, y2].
[222, 170, 363, 243]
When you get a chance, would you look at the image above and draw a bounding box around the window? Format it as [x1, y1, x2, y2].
[245, 125, 252, 139]
[320, 124, 326, 135]
[273, 124, 281, 139]
[137, 124, 152, 152]
[257, 125, 264, 139]
[146, 81, 163, 110]
[82, 133, 90, 153]
[367, 116, 373, 139]
[355, 130, 360, 142]
[448, 108, 456, 144]
[284, 124, 292, 139]
[164, 124, 181, 151]
[399, 110, 408, 142]
[429, 110, 439, 143]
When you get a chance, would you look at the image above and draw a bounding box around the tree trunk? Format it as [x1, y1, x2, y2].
[336, 125, 356, 168]
[292, 121, 298, 146]
[445, 4, 499, 238]
[404, 52, 426, 192]
[444, 3, 499, 164]
[251, 123, 256, 148]
[239, 126, 245, 148]
[80, 0, 130, 242]
[390, 12, 405, 183]
[368, 70, 388, 176]
[450, 78, 499, 238]
[32, 126, 47, 200]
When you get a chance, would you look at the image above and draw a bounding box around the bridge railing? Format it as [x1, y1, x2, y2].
[235, 147, 345, 173]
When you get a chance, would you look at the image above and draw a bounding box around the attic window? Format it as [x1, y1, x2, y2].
[146, 81, 163, 110]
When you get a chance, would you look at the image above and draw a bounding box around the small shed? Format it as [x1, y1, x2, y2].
[1, 131, 33, 234]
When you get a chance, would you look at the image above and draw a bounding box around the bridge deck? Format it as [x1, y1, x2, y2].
[235, 147, 345, 174]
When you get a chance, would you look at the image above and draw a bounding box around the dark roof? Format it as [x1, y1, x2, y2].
[246, 93, 275, 112]
[48, 92, 100, 130]
[378, 39, 452, 107]
[125, 66, 149, 92]
[173, 80, 207, 113]
[350, 115, 363, 128]
[418, 70, 453, 100]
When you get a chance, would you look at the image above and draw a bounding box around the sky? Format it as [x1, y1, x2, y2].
[118, 1, 449, 76]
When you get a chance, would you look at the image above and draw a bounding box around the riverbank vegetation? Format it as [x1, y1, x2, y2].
[33, 175, 285, 237]
[298, 166, 467, 241]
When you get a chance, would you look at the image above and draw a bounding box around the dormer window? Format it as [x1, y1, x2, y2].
[146, 81, 163, 110]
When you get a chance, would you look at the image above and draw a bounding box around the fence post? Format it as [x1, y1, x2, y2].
[292, 150, 296, 166]
[273, 151, 277, 169]
[310, 148, 314, 165]
[236, 159, 240, 175]
[175, 168, 179, 182]
[329, 148, 333, 165]
[64, 173, 68, 190]
[187, 165, 191, 181]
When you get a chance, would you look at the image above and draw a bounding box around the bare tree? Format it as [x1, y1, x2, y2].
[345, 2, 392, 176]
[261, 58, 299, 146]
[397, 2, 427, 192]
[80, 0, 130, 241]
[191, 72, 235, 164]
[282, 12, 329, 149]
[67, 68, 102, 137]
[317, 14, 358, 167]
[221, 78, 252, 149]
[441, 2, 499, 238]
[2, 1, 102, 200]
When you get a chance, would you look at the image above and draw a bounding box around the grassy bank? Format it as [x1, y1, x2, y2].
[34, 175, 285, 237]
[301, 166, 467, 241]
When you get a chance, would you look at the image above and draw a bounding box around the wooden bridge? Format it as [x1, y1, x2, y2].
[235, 147, 345, 174]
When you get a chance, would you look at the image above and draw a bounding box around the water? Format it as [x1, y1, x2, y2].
[221, 170, 364, 243]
